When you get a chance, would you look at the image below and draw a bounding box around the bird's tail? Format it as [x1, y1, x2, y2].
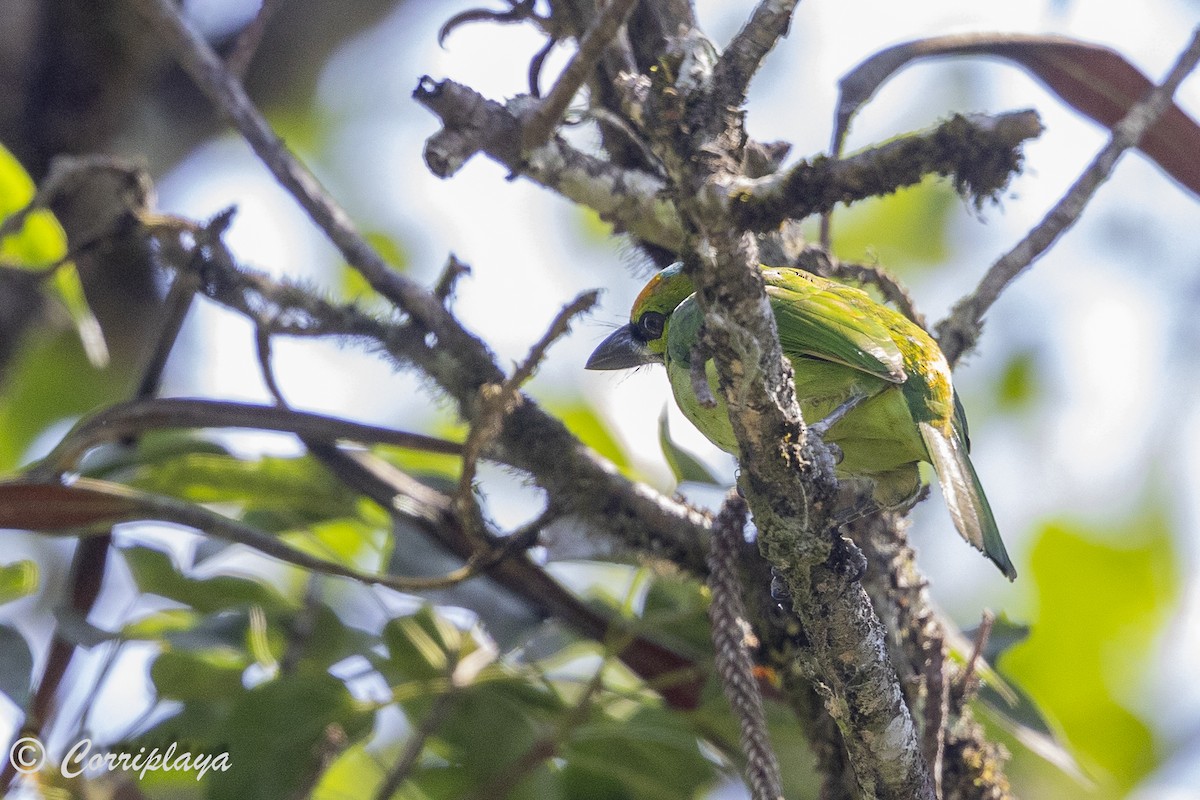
[919, 421, 1017, 580]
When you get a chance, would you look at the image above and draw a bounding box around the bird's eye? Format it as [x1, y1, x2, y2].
[638, 311, 666, 341]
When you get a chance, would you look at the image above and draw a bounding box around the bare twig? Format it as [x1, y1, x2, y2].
[225, 0, 284, 78]
[33, 398, 465, 478]
[710, 0, 800, 113]
[707, 491, 784, 800]
[521, 0, 639, 150]
[375, 687, 457, 800]
[937, 26, 1200, 366]
[455, 290, 599, 522]
[254, 324, 289, 407]
[130, 0, 484, 363]
[958, 610, 995, 693]
[921, 628, 948, 800]
[433, 254, 471, 302]
[305, 442, 707, 710]
[511, 290, 600, 389]
[729, 110, 1043, 232]
[8, 476, 536, 594]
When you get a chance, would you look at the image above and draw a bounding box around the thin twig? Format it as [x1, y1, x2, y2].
[520, 0, 639, 150]
[433, 254, 471, 303]
[254, 324, 289, 407]
[707, 491, 784, 800]
[957, 610, 994, 694]
[454, 291, 598, 538]
[136, 270, 200, 400]
[13, 476, 523, 595]
[374, 688, 457, 800]
[710, 0, 800, 113]
[130, 0, 481, 359]
[32, 398, 465, 479]
[937, 25, 1200, 366]
[225, 0, 284, 78]
[921, 628, 947, 800]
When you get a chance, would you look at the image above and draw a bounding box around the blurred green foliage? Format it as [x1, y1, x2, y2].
[826, 175, 956, 273]
[1002, 507, 1178, 796]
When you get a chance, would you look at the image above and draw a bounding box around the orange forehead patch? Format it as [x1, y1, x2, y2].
[632, 270, 670, 320]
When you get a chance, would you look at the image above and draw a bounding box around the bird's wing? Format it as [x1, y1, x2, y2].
[766, 279, 908, 383]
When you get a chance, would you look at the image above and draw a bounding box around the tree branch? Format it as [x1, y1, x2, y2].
[32, 398, 465, 478]
[521, 0, 639, 149]
[937, 26, 1200, 366]
[710, 0, 800, 113]
[729, 110, 1043, 231]
[128, 0, 711, 579]
[414, 77, 685, 251]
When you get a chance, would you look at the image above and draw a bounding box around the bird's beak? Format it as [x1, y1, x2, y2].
[586, 324, 660, 370]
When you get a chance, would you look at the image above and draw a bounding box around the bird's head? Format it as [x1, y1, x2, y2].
[586, 263, 695, 371]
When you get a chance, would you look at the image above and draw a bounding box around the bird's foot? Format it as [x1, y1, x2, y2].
[832, 534, 868, 582]
[809, 392, 868, 438]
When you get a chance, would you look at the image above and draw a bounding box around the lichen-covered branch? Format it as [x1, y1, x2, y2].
[414, 77, 685, 250]
[729, 110, 1043, 231]
[655, 19, 937, 798]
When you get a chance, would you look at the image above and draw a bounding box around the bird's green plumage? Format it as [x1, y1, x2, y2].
[587, 263, 1016, 580]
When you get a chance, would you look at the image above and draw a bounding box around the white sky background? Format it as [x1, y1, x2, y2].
[9, 0, 1200, 795]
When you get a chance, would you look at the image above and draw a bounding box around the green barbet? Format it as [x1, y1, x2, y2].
[587, 263, 1016, 580]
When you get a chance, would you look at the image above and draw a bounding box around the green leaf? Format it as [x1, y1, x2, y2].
[384, 606, 464, 682]
[312, 744, 386, 800]
[995, 349, 1040, 412]
[0, 143, 107, 366]
[342, 230, 409, 301]
[123, 545, 291, 613]
[280, 516, 391, 574]
[657, 408, 720, 486]
[121, 608, 203, 640]
[0, 143, 64, 264]
[547, 398, 632, 474]
[0, 625, 33, 707]
[151, 648, 248, 702]
[129, 454, 360, 532]
[0, 560, 38, 605]
[0, 330, 131, 472]
[575, 206, 615, 245]
[563, 708, 716, 799]
[1000, 509, 1178, 791]
[208, 672, 372, 800]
